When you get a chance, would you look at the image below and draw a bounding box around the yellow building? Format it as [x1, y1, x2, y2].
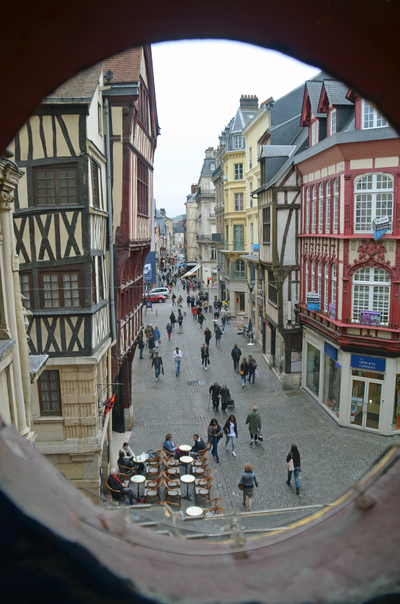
[218, 96, 259, 315]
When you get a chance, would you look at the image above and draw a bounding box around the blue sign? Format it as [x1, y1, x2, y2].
[144, 251, 156, 284]
[307, 303, 320, 311]
[351, 354, 386, 373]
[307, 292, 320, 312]
[324, 342, 338, 361]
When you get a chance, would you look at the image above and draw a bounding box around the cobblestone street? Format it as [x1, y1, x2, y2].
[128, 287, 398, 513]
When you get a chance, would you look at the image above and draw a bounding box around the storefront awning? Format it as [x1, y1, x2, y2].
[182, 263, 201, 278]
[240, 254, 260, 263]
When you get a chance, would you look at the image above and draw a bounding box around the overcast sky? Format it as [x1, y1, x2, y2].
[151, 39, 319, 217]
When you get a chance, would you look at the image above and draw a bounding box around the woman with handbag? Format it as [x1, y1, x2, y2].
[224, 414, 237, 456]
[286, 444, 301, 494]
[201, 343, 209, 370]
[238, 463, 258, 511]
[207, 418, 222, 463]
[239, 357, 249, 388]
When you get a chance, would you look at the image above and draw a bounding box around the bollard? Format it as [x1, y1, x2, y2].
[156, 309, 158, 317]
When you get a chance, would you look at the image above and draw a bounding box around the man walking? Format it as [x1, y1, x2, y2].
[231, 344, 241, 372]
[209, 382, 221, 411]
[215, 325, 222, 346]
[245, 406, 262, 445]
[153, 325, 161, 347]
[151, 352, 163, 381]
[248, 354, 257, 384]
[173, 347, 182, 376]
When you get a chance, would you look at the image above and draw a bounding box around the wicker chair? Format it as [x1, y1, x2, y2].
[147, 450, 162, 466]
[195, 477, 214, 505]
[195, 469, 213, 488]
[144, 477, 163, 504]
[117, 463, 135, 479]
[203, 498, 224, 516]
[106, 479, 126, 503]
[164, 479, 181, 509]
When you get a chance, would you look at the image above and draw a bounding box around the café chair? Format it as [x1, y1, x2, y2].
[163, 479, 181, 509]
[147, 450, 162, 466]
[195, 477, 214, 505]
[164, 469, 180, 484]
[203, 498, 224, 516]
[106, 479, 126, 504]
[144, 478, 163, 504]
[146, 460, 163, 478]
[166, 502, 183, 518]
[117, 464, 135, 479]
[192, 459, 209, 475]
[192, 455, 208, 469]
[195, 469, 213, 487]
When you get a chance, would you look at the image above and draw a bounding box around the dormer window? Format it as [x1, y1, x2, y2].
[234, 136, 243, 149]
[330, 109, 337, 135]
[362, 100, 388, 129]
[311, 119, 319, 146]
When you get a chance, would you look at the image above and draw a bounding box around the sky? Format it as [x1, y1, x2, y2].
[151, 39, 319, 217]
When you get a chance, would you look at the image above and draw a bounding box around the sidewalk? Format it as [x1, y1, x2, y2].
[128, 287, 395, 513]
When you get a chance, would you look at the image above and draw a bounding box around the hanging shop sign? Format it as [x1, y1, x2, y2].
[307, 292, 320, 311]
[324, 342, 338, 361]
[351, 355, 386, 373]
[372, 216, 390, 241]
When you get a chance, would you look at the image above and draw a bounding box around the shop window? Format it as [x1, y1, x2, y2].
[354, 173, 393, 233]
[393, 375, 400, 431]
[306, 343, 320, 396]
[352, 267, 390, 325]
[38, 370, 62, 415]
[238, 292, 245, 312]
[323, 355, 341, 417]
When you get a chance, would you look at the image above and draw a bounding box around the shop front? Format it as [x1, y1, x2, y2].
[303, 327, 400, 435]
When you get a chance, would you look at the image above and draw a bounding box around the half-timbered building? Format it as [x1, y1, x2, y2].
[10, 63, 113, 492]
[102, 48, 158, 430]
[295, 77, 400, 435]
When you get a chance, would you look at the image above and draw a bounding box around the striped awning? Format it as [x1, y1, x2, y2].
[182, 263, 201, 278]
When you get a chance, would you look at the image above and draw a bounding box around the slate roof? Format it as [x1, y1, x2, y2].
[261, 145, 296, 158]
[45, 63, 103, 102]
[262, 128, 309, 190]
[174, 224, 184, 233]
[103, 48, 142, 83]
[323, 80, 353, 106]
[305, 80, 325, 117]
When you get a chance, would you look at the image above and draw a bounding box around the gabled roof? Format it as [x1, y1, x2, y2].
[44, 63, 103, 102]
[323, 80, 353, 106]
[261, 145, 296, 158]
[103, 48, 142, 83]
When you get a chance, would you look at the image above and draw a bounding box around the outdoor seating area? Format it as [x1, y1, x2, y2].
[110, 442, 224, 517]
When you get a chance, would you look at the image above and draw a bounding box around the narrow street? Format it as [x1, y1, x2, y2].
[128, 286, 393, 513]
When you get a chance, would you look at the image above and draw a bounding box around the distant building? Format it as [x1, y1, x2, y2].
[185, 185, 198, 264]
[195, 148, 218, 284]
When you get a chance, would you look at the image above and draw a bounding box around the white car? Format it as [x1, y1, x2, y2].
[149, 287, 170, 298]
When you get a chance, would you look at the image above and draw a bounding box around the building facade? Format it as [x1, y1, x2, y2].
[295, 77, 400, 434]
[185, 185, 198, 265]
[195, 148, 219, 285]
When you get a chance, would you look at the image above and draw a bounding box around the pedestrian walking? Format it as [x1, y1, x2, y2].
[148, 333, 156, 358]
[171, 293, 176, 305]
[208, 418, 222, 463]
[219, 384, 232, 413]
[231, 344, 242, 372]
[204, 327, 212, 346]
[248, 355, 257, 384]
[215, 325, 222, 346]
[209, 382, 221, 411]
[245, 406, 262, 445]
[173, 347, 182, 376]
[286, 444, 301, 495]
[192, 306, 197, 321]
[203, 299, 208, 314]
[169, 311, 176, 330]
[198, 311, 205, 328]
[190, 296, 195, 308]
[138, 336, 145, 359]
[226, 308, 231, 324]
[238, 463, 258, 511]
[201, 343, 209, 370]
[240, 357, 249, 387]
[187, 294, 191, 306]
[224, 414, 238, 456]
[153, 325, 161, 347]
[144, 324, 153, 343]
[166, 322, 173, 341]
[151, 352, 163, 381]
[221, 315, 226, 333]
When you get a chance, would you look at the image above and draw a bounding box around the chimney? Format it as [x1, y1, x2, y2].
[204, 147, 216, 159]
[191, 184, 198, 194]
[240, 95, 259, 112]
[160, 208, 166, 217]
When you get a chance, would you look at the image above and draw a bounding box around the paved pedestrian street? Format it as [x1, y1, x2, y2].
[129, 288, 398, 513]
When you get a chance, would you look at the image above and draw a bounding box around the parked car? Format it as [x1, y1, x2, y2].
[149, 287, 170, 298]
[142, 293, 166, 304]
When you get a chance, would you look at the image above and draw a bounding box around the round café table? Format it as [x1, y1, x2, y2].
[179, 444, 192, 456]
[186, 506, 203, 517]
[180, 474, 195, 501]
[180, 455, 193, 474]
[130, 474, 145, 498]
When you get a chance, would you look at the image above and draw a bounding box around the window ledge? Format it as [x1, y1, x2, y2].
[33, 416, 63, 423]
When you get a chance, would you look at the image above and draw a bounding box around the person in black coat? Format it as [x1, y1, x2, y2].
[231, 344, 242, 371]
[209, 382, 221, 411]
[219, 384, 231, 413]
[201, 343, 209, 370]
[192, 434, 205, 456]
[108, 469, 137, 505]
[204, 327, 212, 345]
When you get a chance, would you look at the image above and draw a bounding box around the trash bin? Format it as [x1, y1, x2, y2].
[209, 305, 213, 313]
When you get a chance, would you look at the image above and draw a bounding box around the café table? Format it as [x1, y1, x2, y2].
[180, 455, 193, 474]
[180, 474, 195, 501]
[186, 506, 203, 517]
[179, 444, 192, 456]
[130, 474, 145, 498]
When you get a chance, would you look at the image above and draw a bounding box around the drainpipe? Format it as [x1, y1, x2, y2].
[104, 97, 116, 343]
